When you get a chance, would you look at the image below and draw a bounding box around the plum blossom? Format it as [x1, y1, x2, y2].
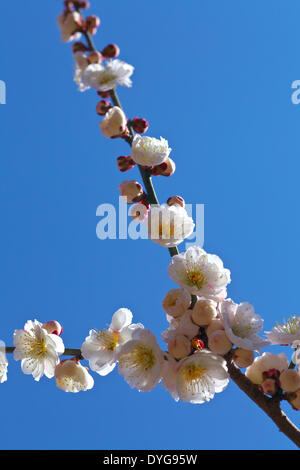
[82, 60, 134, 92]
[57, 10, 82, 42]
[162, 310, 199, 344]
[81, 308, 142, 376]
[55, 358, 94, 393]
[131, 135, 171, 167]
[100, 106, 127, 138]
[265, 315, 300, 346]
[245, 352, 289, 385]
[117, 328, 164, 391]
[0, 341, 8, 383]
[163, 350, 229, 404]
[13, 320, 65, 381]
[147, 204, 194, 248]
[162, 288, 191, 318]
[220, 300, 269, 352]
[168, 246, 231, 300]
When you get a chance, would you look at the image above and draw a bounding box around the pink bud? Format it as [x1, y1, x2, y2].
[83, 15, 100, 35]
[233, 348, 254, 368]
[96, 100, 111, 116]
[208, 330, 232, 355]
[73, 1, 90, 8]
[118, 180, 144, 204]
[151, 158, 176, 176]
[101, 44, 120, 59]
[191, 300, 217, 326]
[191, 337, 205, 351]
[72, 41, 88, 53]
[130, 117, 149, 134]
[88, 51, 102, 64]
[42, 321, 63, 336]
[260, 378, 277, 396]
[166, 196, 185, 208]
[97, 90, 111, 98]
[168, 335, 191, 360]
[279, 369, 300, 393]
[117, 156, 136, 172]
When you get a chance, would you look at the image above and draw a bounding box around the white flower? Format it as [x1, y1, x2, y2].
[147, 204, 194, 248]
[81, 308, 142, 376]
[245, 352, 289, 385]
[57, 11, 82, 43]
[100, 106, 127, 138]
[162, 288, 191, 318]
[55, 359, 94, 393]
[220, 300, 269, 351]
[163, 350, 229, 404]
[0, 341, 8, 383]
[131, 135, 171, 167]
[167, 246, 231, 300]
[265, 315, 300, 346]
[82, 60, 134, 92]
[117, 328, 163, 392]
[13, 320, 65, 381]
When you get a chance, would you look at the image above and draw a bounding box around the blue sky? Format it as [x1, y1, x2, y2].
[1, 0, 300, 450]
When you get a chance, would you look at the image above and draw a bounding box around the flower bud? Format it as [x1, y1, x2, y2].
[191, 300, 217, 326]
[279, 369, 300, 393]
[233, 348, 254, 368]
[130, 117, 149, 134]
[88, 50, 102, 64]
[73, 1, 90, 8]
[99, 106, 127, 138]
[167, 195, 185, 208]
[260, 378, 277, 396]
[129, 203, 149, 222]
[97, 90, 111, 98]
[42, 321, 63, 336]
[206, 319, 224, 336]
[289, 388, 300, 410]
[151, 158, 176, 177]
[55, 358, 94, 393]
[83, 15, 100, 35]
[191, 337, 205, 350]
[73, 50, 89, 68]
[96, 100, 111, 116]
[118, 180, 144, 204]
[168, 335, 191, 360]
[117, 156, 136, 172]
[208, 330, 232, 355]
[162, 288, 191, 318]
[57, 10, 82, 42]
[101, 43, 120, 59]
[72, 41, 88, 53]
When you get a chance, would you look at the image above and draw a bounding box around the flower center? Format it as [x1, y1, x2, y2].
[276, 315, 300, 335]
[119, 344, 155, 372]
[23, 336, 47, 358]
[231, 323, 253, 338]
[183, 363, 206, 381]
[186, 269, 206, 289]
[99, 71, 116, 86]
[97, 330, 119, 351]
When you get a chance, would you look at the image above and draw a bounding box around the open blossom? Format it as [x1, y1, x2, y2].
[245, 352, 289, 385]
[13, 320, 65, 381]
[55, 358, 94, 393]
[118, 328, 164, 392]
[82, 60, 134, 92]
[81, 308, 142, 376]
[100, 106, 127, 138]
[220, 300, 269, 352]
[57, 10, 82, 42]
[168, 246, 231, 300]
[163, 350, 229, 404]
[265, 315, 300, 346]
[0, 341, 8, 383]
[131, 135, 171, 167]
[146, 204, 194, 248]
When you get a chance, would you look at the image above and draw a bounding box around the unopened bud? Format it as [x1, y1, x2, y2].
[162, 288, 191, 318]
[233, 348, 254, 368]
[289, 388, 300, 410]
[73, 1, 90, 8]
[96, 100, 111, 116]
[130, 117, 149, 134]
[99, 106, 127, 138]
[206, 319, 224, 336]
[208, 330, 232, 355]
[118, 180, 144, 204]
[117, 156, 136, 172]
[97, 90, 111, 98]
[42, 321, 63, 336]
[168, 335, 191, 360]
[151, 158, 176, 177]
[191, 300, 217, 326]
[260, 378, 277, 396]
[84, 15, 100, 35]
[72, 41, 88, 53]
[101, 43, 120, 59]
[88, 51, 102, 64]
[279, 369, 300, 393]
[129, 203, 149, 222]
[73, 51, 89, 68]
[191, 337, 205, 351]
[167, 196, 185, 208]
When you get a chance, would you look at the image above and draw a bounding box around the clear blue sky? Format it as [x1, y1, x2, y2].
[1, 0, 300, 450]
